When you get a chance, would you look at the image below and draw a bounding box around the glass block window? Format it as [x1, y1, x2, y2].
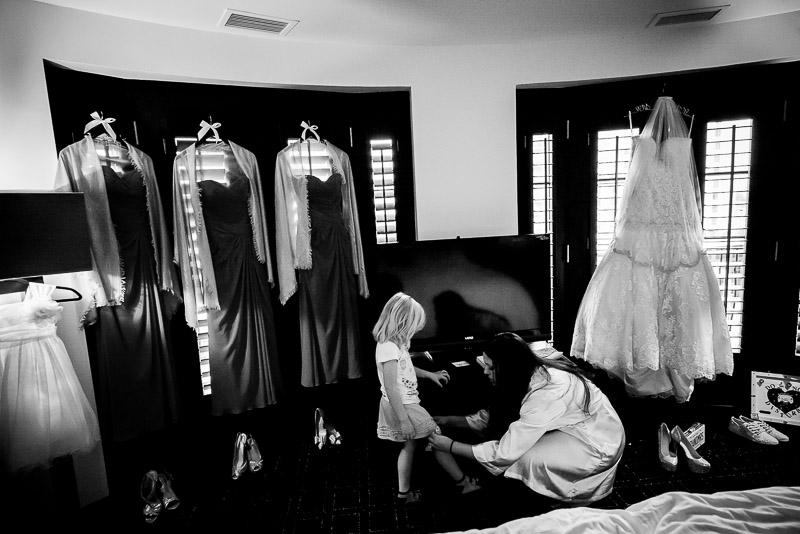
[531, 134, 554, 340]
[595, 128, 638, 267]
[371, 138, 397, 243]
[702, 119, 753, 353]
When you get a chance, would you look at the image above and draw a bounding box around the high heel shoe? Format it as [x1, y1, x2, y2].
[232, 432, 248, 480]
[324, 418, 343, 446]
[314, 408, 327, 450]
[158, 471, 181, 511]
[246, 434, 264, 472]
[140, 470, 164, 523]
[658, 423, 677, 472]
[671, 425, 710, 474]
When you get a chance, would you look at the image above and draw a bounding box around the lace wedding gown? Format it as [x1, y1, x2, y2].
[571, 97, 733, 402]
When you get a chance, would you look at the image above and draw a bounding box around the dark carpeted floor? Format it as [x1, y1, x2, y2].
[8, 356, 800, 533]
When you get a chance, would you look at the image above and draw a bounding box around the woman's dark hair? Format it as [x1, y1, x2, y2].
[484, 332, 595, 440]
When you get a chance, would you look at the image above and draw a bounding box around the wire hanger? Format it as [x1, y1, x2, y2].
[626, 93, 696, 137]
[300, 120, 321, 142]
[0, 278, 83, 302]
[198, 117, 223, 144]
[298, 121, 323, 172]
[84, 111, 131, 169]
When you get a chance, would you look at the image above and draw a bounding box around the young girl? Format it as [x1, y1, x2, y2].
[373, 292, 453, 503]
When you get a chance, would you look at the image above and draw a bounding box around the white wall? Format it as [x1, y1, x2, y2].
[3, 0, 800, 239]
[2, 0, 799, 505]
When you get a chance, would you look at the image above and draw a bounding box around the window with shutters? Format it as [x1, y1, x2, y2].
[701, 119, 753, 353]
[530, 134, 554, 340]
[371, 138, 397, 244]
[173, 136, 223, 395]
[796, 290, 800, 357]
[285, 138, 334, 181]
[595, 128, 638, 267]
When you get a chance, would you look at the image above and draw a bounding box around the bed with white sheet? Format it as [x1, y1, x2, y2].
[445, 486, 800, 534]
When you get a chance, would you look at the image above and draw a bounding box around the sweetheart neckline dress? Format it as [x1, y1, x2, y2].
[198, 173, 283, 414]
[297, 173, 363, 387]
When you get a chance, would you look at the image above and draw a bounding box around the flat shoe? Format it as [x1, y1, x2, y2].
[397, 489, 423, 505]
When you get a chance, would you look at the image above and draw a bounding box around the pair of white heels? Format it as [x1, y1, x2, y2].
[658, 422, 710, 474]
[314, 407, 343, 449]
[232, 431, 263, 480]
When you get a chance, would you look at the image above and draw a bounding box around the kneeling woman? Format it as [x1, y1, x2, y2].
[428, 332, 625, 505]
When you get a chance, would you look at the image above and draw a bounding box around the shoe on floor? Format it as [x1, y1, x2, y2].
[458, 475, 482, 495]
[397, 489, 423, 505]
[728, 416, 779, 445]
[740, 416, 789, 443]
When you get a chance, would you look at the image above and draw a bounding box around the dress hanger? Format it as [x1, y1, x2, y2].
[626, 95, 695, 137]
[194, 118, 230, 185]
[297, 121, 329, 178]
[0, 278, 83, 302]
[84, 111, 130, 165]
[197, 118, 224, 145]
[300, 121, 321, 143]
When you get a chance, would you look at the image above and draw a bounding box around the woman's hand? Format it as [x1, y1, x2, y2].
[429, 369, 450, 388]
[433, 415, 453, 429]
[427, 432, 452, 452]
[400, 419, 415, 441]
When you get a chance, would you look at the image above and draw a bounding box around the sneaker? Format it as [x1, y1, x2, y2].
[728, 416, 779, 445]
[740, 416, 789, 443]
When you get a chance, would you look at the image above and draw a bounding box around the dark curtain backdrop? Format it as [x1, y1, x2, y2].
[43, 60, 416, 418]
[516, 61, 800, 410]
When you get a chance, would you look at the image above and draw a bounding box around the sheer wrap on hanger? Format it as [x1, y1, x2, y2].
[274, 138, 369, 305]
[54, 135, 179, 326]
[613, 96, 705, 272]
[173, 140, 273, 330]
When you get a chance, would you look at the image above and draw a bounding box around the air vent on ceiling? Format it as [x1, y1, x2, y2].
[648, 5, 729, 28]
[219, 9, 298, 36]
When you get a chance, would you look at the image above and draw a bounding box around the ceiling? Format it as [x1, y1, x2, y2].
[31, 0, 800, 47]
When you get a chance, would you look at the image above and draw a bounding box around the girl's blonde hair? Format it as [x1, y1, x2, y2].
[372, 292, 426, 347]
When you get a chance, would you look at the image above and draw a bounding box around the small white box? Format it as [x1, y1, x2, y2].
[683, 422, 705, 449]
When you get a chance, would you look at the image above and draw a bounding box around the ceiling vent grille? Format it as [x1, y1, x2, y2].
[219, 9, 298, 36]
[648, 5, 729, 28]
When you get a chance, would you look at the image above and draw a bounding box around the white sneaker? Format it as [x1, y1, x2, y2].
[728, 416, 779, 445]
[740, 416, 789, 443]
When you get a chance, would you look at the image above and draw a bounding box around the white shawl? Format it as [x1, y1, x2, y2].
[172, 140, 273, 329]
[274, 140, 368, 305]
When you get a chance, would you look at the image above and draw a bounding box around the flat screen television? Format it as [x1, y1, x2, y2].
[372, 234, 551, 352]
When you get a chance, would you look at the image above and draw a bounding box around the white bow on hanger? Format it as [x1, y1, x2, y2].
[84, 111, 118, 142]
[198, 119, 223, 143]
[300, 121, 321, 142]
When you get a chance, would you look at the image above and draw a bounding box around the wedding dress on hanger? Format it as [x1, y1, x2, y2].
[571, 96, 733, 402]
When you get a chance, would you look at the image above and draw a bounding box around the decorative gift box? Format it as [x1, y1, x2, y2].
[750, 371, 800, 427]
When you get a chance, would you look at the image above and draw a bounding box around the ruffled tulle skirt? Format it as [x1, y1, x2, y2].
[0, 332, 100, 473]
[570, 247, 733, 402]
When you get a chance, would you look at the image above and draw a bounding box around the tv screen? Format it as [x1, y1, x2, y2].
[373, 234, 551, 352]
